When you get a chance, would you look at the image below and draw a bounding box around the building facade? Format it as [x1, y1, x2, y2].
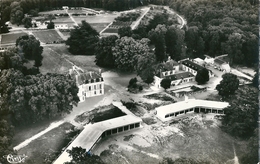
[69, 66, 104, 102]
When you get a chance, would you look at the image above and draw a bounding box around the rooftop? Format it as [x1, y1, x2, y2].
[156, 99, 229, 116]
[214, 58, 226, 65]
[53, 114, 142, 164]
[165, 72, 194, 81]
[75, 72, 103, 85]
[182, 59, 205, 71]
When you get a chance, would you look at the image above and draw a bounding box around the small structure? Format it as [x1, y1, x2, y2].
[204, 55, 214, 64]
[69, 66, 104, 102]
[62, 6, 69, 10]
[193, 58, 205, 65]
[155, 97, 229, 122]
[55, 24, 69, 29]
[214, 55, 231, 72]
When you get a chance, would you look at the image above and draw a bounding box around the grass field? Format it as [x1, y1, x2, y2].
[32, 30, 64, 43]
[74, 13, 119, 24]
[40, 46, 72, 74]
[1, 32, 27, 44]
[90, 23, 110, 32]
[52, 17, 74, 23]
[103, 28, 118, 33]
[18, 122, 77, 164]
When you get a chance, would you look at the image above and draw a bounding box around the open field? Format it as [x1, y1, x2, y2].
[32, 30, 64, 43]
[90, 23, 110, 32]
[40, 46, 72, 74]
[52, 17, 74, 23]
[18, 122, 78, 164]
[1, 32, 27, 44]
[73, 13, 119, 24]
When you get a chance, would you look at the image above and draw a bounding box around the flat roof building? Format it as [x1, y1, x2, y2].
[155, 97, 229, 122]
[53, 114, 142, 164]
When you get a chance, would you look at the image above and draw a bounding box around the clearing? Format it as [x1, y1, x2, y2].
[32, 29, 64, 43]
[1, 32, 27, 44]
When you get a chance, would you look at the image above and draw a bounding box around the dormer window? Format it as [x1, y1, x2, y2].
[91, 79, 94, 83]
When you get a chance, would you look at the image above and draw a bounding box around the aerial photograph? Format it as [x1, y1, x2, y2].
[0, 0, 258, 164]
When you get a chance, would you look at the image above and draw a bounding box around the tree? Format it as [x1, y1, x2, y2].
[10, 2, 24, 25]
[160, 78, 171, 90]
[160, 157, 210, 164]
[216, 73, 239, 98]
[221, 85, 258, 138]
[65, 147, 104, 164]
[0, 69, 79, 125]
[47, 21, 55, 29]
[195, 68, 209, 85]
[22, 17, 32, 28]
[139, 66, 155, 86]
[95, 35, 118, 68]
[252, 70, 258, 88]
[118, 26, 132, 37]
[16, 35, 43, 67]
[112, 37, 151, 72]
[66, 21, 99, 55]
[225, 33, 244, 65]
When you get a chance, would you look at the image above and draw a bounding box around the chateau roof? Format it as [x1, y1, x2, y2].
[165, 72, 194, 81]
[182, 59, 205, 71]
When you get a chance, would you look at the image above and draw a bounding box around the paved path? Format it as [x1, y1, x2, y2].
[13, 121, 64, 151]
[131, 7, 150, 30]
[65, 9, 78, 27]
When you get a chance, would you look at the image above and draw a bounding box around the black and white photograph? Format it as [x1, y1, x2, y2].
[0, 0, 259, 163]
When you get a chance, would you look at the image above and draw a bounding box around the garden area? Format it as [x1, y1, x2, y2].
[32, 29, 64, 43]
[1, 32, 27, 44]
[143, 92, 176, 102]
[167, 85, 207, 98]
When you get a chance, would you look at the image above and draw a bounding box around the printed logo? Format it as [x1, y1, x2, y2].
[3, 154, 27, 163]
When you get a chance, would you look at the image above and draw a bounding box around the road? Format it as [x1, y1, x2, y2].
[131, 7, 150, 30]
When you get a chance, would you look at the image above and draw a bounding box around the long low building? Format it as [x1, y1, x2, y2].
[155, 97, 229, 122]
[53, 115, 142, 164]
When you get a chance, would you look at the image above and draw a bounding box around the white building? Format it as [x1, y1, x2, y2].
[214, 55, 231, 73]
[204, 55, 214, 64]
[155, 97, 229, 122]
[69, 66, 104, 102]
[55, 24, 69, 29]
[53, 113, 142, 164]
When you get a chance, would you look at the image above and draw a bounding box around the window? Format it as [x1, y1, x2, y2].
[134, 123, 140, 128]
[89, 86, 91, 90]
[112, 128, 117, 134]
[100, 84, 102, 89]
[94, 91, 96, 94]
[100, 90, 102, 94]
[130, 124, 135, 129]
[124, 125, 129, 131]
[118, 127, 123, 132]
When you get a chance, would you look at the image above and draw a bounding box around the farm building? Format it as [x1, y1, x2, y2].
[204, 55, 214, 64]
[53, 114, 142, 164]
[55, 24, 69, 29]
[69, 66, 104, 102]
[213, 55, 231, 72]
[155, 97, 229, 122]
[181, 59, 214, 77]
[154, 58, 215, 88]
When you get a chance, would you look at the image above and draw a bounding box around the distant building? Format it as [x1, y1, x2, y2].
[193, 58, 205, 65]
[69, 66, 104, 102]
[204, 55, 214, 64]
[155, 97, 229, 122]
[55, 24, 69, 29]
[214, 54, 231, 72]
[62, 6, 69, 10]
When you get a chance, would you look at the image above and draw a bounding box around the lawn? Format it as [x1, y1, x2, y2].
[32, 30, 64, 43]
[89, 23, 110, 32]
[1, 32, 27, 44]
[52, 17, 74, 23]
[40, 46, 72, 74]
[17, 122, 80, 164]
[73, 13, 119, 24]
[103, 28, 118, 33]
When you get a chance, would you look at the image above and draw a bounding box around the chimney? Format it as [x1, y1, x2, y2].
[90, 71, 92, 78]
[99, 69, 102, 75]
[184, 95, 189, 102]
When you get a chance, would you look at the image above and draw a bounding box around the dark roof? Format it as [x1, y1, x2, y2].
[214, 58, 226, 65]
[76, 72, 102, 85]
[181, 60, 204, 71]
[165, 72, 194, 81]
